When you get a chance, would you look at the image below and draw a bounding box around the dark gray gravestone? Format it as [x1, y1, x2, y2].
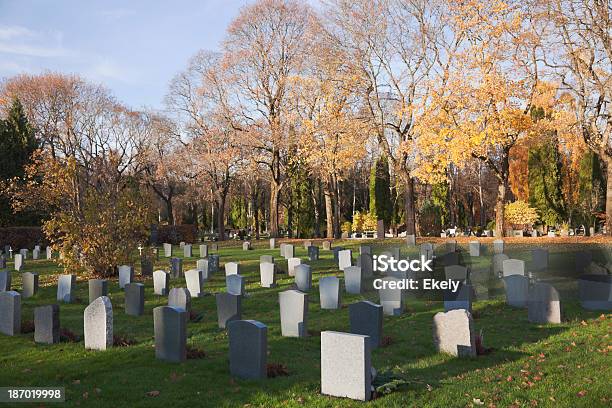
[34, 304, 59, 344]
[319, 276, 341, 309]
[437, 252, 460, 267]
[575, 251, 593, 274]
[433, 309, 476, 357]
[228, 320, 267, 380]
[531, 249, 549, 272]
[308, 246, 319, 261]
[577, 274, 612, 310]
[57, 274, 76, 303]
[332, 247, 344, 263]
[83, 296, 113, 350]
[168, 287, 191, 313]
[528, 283, 561, 324]
[377, 219, 385, 239]
[215, 293, 241, 329]
[0, 256, 6, 269]
[349, 301, 383, 349]
[0, 270, 11, 291]
[125, 283, 145, 316]
[140, 258, 153, 276]
[153, 270, 169, 295]
[359, 245, 371, 255]
[503, 275, 529, 308]
[378, 276, 403, 316]
[0, 291, 20, 335]
[153, 306, 187, 362]
[170, 257, 183, 278]
[22, 272, 39, 298]
[443, 282, 473, 313]
[444, 265, 468, 281]
[321, 331, 372, 401]
[279, 289, 308, 337]
[209, 255, 220, 273]
[88, 279, 108, 304]
[358, 253, 373, 278]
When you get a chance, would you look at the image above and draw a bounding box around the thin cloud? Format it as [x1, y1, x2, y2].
[0, 24, 70, 58]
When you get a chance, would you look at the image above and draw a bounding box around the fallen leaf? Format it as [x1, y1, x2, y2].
[72, 380, 81, 385]
[473, 398, 485, 405]
[146, 391, 160, 397]
[577, 390, 587, 397]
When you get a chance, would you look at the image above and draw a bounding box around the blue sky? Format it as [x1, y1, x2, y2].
[0, 0, 252, 110]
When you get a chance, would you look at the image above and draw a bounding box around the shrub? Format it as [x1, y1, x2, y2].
[0, 227, 46, 249]
[504, 200, 539, 228]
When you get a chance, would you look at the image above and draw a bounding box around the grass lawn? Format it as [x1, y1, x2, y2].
[0, 239, 610, 407]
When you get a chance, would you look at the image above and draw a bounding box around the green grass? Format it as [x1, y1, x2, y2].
[1, 240, 610, 407]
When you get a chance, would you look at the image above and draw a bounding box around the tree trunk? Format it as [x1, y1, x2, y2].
[269, 180, 281, 238]
[404, 176, 416, 236]
[332, 174, 341, 238]
[324, 179, 334, 238]
[606, 157, 612, 235]
[166, 197, 174, 226]
[217, 195, 226, 241]
[311, 181, 321, 238]
[495, 181, 507, 238]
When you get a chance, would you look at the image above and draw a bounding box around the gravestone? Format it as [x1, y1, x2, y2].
[228, 320, 267, 379]
[349, 301, 382, 349]
[260, 255, 274, 264]
[14, 254, 23, 271]
[118, 265, 133, 289]
[0, 270, 11, 291]
[88, 279, 108, 303]
[531, 248, 549, 271]
[338, 249, 353, 271]
[420, 243, 434, 262]
[211, 243, 218, 251]
[209, 254, 220, 273]
[358, 253, 373, 278]
[322, 241, 332, 250]
[185, 269, 206, 298]
[283, 244, 294, 259]
[140, 258, 153, 276]
[319, 276, 341, 309]
[378, 276, 403, 316]
[199, 244, 208, 257]
[153, 306, 187, 362]
[225, 262, 240, 276]
[279, 243, 286, 258]
[183, 244, 192, 258]
[196, 259, 211, 280]
[279, 289, 308, 337]
[443, 282, 473, 313]
[242, 241, 251, 251]
[0, 291, 20, 335]
[493, 253, 510, 276]
[321, 331, 372, 401]
[528, 283, 561, 324]
[294, 264, 312, 292]
[437, 252, 459, 267]
[22, 272, 39, 298]
[432, 309, 476, 357]
[502, 259, 525, 277]
[577, 274, 612, 310]
[226, 274, 245, 296]
[469, 241, 481, 257]
[170, 257, 183, 278]
[125, 283, 145, 316]
[303, 240, 312, 249]
[34, 304, 59, 344]
[503, 275, 529, 308]
[575, 251, 593, 274]
[32, 248, 40, 260]
[163, 243, 172, 257]
[344, 266, 363, 294]
[445, 240, 457, 253]
[444, 265, 468, 281]
[260, 262, 276, 288]
[19, 249, 27, 259]
[179, 242, 185, 248]
[308, 246, 319, 261]
[153, 270, 169, 296]
[84, 296, 113, 350]
[168, 287, 191, 313]
[57, 274, 76, 303]
[0, 256, 5, 269]
[332, 247, 344, 262]
[269, 238, 275, 249]
[215, 293, 241, 329]
[287, 257, 302, 277]
[493, 239, 504, 254]
[406, 234, 416, 246]
[377, 219, 385, 239]
[46, 247, 53, 260]
[360, 245, 372, 255]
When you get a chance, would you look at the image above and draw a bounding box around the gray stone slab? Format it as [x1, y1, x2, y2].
[183, 244, 192, 257]
[528, 283, 561, 324]
[378, 276, 403, 316]
[153, 270, 169, 295]
[14, 254, 23, 271]
[84, 296, 113, 350]
[260, 262, 276, 288]
[433, 309, 476, 357]
[163, 243, 172, 257]
[503, 275, 529, 308]
[444, 265, 468, 281]
[185, 269, 206, 298]
[228, 320, 267, 379]
[321, 331, 372, 401]
[308, 246, 319, 261]
[199, 244, 208, 257]
[319, 276, 341, 309]
[338, 249, 353, 271]
[269, 238, 275, 249]
[168, 287, 191, 313]
[260, 255, 274, 264]
[57, 274, 76, 303]
[22, 272, 39, 298]
[322, 241, 332, 250]
[0, 270, 11, 291]
[578, 274, 612, 310]
[170, 257, 183, 278]
[118, 265, 133, 289]
[88, 279, 108, 303]
[349, 301, 382, 349]
[153, 306, 187, 362]
[493, 239, 504, 254]
[279, 289, 308, 337]
[125, 283, 145, 316]
[502, 259, 525, 277]
[283, 244, 294, 259]
[34, 304, 59, 344]
[0, 291, 20, 335]
[406, 234, 416, 246]
[469, 241, 481, 257]
[377, 219, 385, 239]
[575, 251, 593, 274]
[344, 266, 363, 294]
[242, 241, 251, 251]
[140, 258, 153, 276]
[287, 257, 302, 277]
[226, 274, 245, 296]
[443, 282, 473, 313]
[225, 262, 240, 276]
[215, 293, 241, 329]
[359, 245, 371, 255]
[209, 255, 220, 273]
[493, 254, 509, 276]
[531, 249, 549, 271]
[358, 254, 373, 278]
[294, 264, 312, 292]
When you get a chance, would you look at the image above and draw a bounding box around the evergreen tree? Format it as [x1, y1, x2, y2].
[528, 140, 565, 227]
[0, 98, 38, 226]
[369, 155, 392, 225]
